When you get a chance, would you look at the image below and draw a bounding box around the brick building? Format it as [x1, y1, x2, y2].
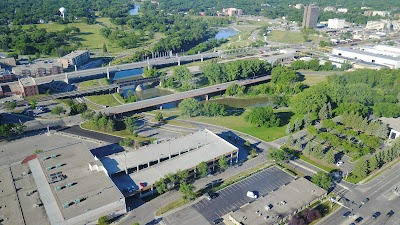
[18, 77, 39, 97]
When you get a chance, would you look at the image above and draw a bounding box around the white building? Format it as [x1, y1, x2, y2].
[328, 18, 346, 29]
[366, 20, 390, 30]
[294, 4, 304, 9]
[332, 47, 400, 69]
[323, 6, 336, 12]
[372, 11, 390, 17]
[337, 8, 348, 13]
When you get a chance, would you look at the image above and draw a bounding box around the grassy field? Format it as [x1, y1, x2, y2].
[22, 18, 122, 53]
[265, 30, 326, 44]
[78, 80, 100, 90]
[300, 155, 337, 173]
[155, 198, 187, 216]
[150, 108, 301, 142]
[303, 75, 328, 86]
[86, 94, 121, 107]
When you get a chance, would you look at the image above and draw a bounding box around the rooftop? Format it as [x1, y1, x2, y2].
[61, 50, 89, 59]
[101, 129, 238, 175]
[19, 77, 36, 87]
[0, 167, 25, 225]
[380, 117, 400, 132]
[29, 142, 124, 224]
[229, 178, 326, 225]
[334, 47, 400, 61]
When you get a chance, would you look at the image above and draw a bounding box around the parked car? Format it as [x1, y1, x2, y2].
[213, 218, 223, 224]
[343, 211, 352, 217]
[361, 198, 369, 204]
[372, 212, 381, 219]
[387, 210, 394, 217]
[247, 191, 258, 199]
[336, 161, 344, 166]
[354, 217, 363, 223]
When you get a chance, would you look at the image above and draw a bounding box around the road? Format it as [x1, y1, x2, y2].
[101, 75, 271, 114]
[318, 161, 400, 225]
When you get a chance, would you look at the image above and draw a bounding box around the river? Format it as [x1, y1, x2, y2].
[128, 4, 140, 15]
[214, 27, 239, 39]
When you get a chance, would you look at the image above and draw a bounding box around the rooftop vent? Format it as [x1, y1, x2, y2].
[63, 203, 70, 208]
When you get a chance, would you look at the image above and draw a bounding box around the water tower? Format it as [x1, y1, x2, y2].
[59, 7, 66, 20]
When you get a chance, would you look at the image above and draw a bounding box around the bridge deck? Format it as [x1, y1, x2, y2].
[100, 75, 271, 115]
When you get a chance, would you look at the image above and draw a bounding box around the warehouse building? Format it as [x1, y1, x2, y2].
[332, 46, 400, 69]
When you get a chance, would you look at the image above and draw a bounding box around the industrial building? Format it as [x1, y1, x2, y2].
[366, 20, 390, 30]
[302, 5, 319, 29]
[18, 77, 39, 97]
[332, 46, 400, 69]
[228, 178, 326, 225]
[328, 19, 346, 29]
[99, 129, 239, 198]
[57, 50, 90, 69]
[29, 142, 126, 225]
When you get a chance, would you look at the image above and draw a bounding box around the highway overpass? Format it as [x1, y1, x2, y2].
[100, 75, 272, 115]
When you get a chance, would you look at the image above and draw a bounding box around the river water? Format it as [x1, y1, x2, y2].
[128, 4, 140, 15]
[214, 27, 239, 39]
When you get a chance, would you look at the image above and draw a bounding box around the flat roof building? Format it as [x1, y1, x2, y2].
[228, 178, 326, 225]
[12, 61, 63, 77]
[99, 129, 239, 197]
[0, 167, 25, 225]
[57, 50, 90, 69]
[29, 142, 126, 225]
[328, 19, 346, 29]
[18, 77, 39, 97]
[303, 5, 319, 29]
[380, 117, 400, 140]
[332, 47, 400, 69]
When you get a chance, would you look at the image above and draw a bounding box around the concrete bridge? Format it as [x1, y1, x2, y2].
[100, 75, 272, 115]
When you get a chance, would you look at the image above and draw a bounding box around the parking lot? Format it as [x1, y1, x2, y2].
[192, 166, 294, 223]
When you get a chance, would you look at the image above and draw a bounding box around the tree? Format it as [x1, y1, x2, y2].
[98, 216, 109, 225]
[176, 169, 189, 183]
[352, 157, 369, 179]
[179, 182, 196, 201]
[303, 112, 312, 128]
[294, 118, 302, 132]
[218, 156, 229, 171]
[312, 144, 324, 159]
[324, 150, 335, 164]
[0, 124, 13, 137]
[311, 171, 332, 190]
[203, 102, 227, 117]
[245, 106, 280, 127]
[102, 43, 108, 53]
[13, 122, 26, 135]
[302, 209, 321, 223]
[5, 101, 17, 110]
[155, 179, 167, 194]
[368, 155, 378, 171]
[268, 148, 289, 163]
[155, 112, 164, 122]
[119, 138, 134, 147]
[178, 98, 201, 117]
[197, 161, 208, 178]
[124, 116, 137, 135]
[51, 106, 66, 115]
[307, 126, 318, 137]
[308, 59, 320, 71]
[318, 103, 328, 121]
[289, 216, 305, 225]
[30, 100, 37, 110]
[286, 135, 295, 147]
[303, 142, 312, 155]
[286, 122, 293, 134]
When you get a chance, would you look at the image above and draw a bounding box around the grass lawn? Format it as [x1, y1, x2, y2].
[303, 75, 328, 86]
[265, 30, 325, 44]
[84, 101, 103, 110]
[78, 80, 99, 90]
[86, 94, 121, 107]
[155, 198, 187, 216]
[300, 155, 337, 173]
[149, 108, 301, 142]
[81, 120, 155, 143]
[99, 78, 110, 86]
[21, 19, 122, 53]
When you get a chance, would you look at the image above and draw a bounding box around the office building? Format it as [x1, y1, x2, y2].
[12, 61, 63, 77]
[302, 5, 319, 29]
[0, 57, 17, 67]
[366, 20, 390, 30]
[328, 18, 346, 29]
[57, 50, 90, 68]
[18, 77, 39, 97]
[222, 8, 243, 16]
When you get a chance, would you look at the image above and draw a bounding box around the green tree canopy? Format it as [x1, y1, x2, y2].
[311, 171, 332, 190]
[178, 98, 201, 117]
[245, 106, 280, 127]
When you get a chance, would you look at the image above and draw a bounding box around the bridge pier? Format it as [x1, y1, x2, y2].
[205, 94, 209, 101]
[148, 61, 151, 70]
[201, 54, 203, 62]
[160, 105, 163, 110]
[107, 67, 110, 80]
[177, 58, 181, 66]
[65, 73, 69, 84]
[117, 87, 122, 93]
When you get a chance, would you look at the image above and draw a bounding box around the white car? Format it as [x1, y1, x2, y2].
[247, 191, 258, 199]
[336, 161, 344, 167]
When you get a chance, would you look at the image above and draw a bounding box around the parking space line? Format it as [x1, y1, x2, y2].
[231, 185, 239, 191]
[225, 188, 233, 194]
